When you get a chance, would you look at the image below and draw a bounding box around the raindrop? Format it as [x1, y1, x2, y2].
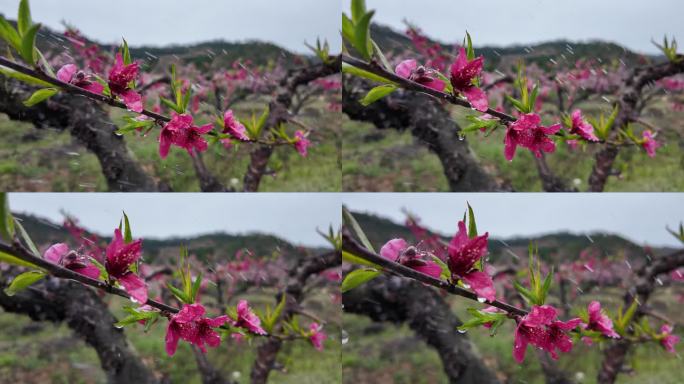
[462, 283, 471, 289]
[656, 278, 663, 286]
[457, 329, 467, 334]
[584, 264, 594, 272]
[341, 329, 349, 344]
[477, 297, 487, 303]
[625, 260, 632, 270]
[586, 234, 594, 243]
[601, 96, 611, 103]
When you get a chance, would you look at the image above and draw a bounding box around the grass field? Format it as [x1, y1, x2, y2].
[0, 99, 341, 192]
[342, 287, 684, 384]
[0, 289, 341, 384]
[342, 99, 684, 192]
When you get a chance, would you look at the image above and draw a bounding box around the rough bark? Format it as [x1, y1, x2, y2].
[0, 75, 163, 191]
[343, 274, 500, 384]
[597, 249, 684, 383]
[191, 346, 234, 384]
[343, 77, 507, 191]
[588, 56, 684, 191]
[250, 251, 340, 384]
[242, 56, 341, 192]
[0, 274, 157, 384]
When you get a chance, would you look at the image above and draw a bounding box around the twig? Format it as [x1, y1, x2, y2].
[342, 231, 528, 316]
[342, 54, 516, 123]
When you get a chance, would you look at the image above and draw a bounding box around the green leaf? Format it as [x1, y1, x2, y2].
[341, 268, 380, 292]
[17, 0, 32, 36]
[191, 272, 202, 303]
[0, 251, 37, 268]
[353, 10, 374, 60]
[430, 254, 450, 280]
[465, 31, 475, 60]
[122, 212, 132, 243]
[360, 84, 397, 106]
[19, 22, 40, 65]
[466, 203, 478, 238]
[342, 63, 394, 84]
[23, 87, 57, 107]
[540, 267, 554, 305]
[4, 270, 46, 296]
[181, 87, 192, 113]
[159, 96, 182, 113]
[13, 218, 39, 257]
[255, 107, 269, 137]
[513, 281, 536, 304]
[167, 283, 190, 304]
[0, 192, 15, 242]
[122, 38, 132, 65]
[0, 15, 22, 52]
[371, 40, 392, 72]
[341, 14, 355, 45]
[88, 256, 107, 281]
[342, 207, 376, 253]
[342, 250, 380, 268]
[114, 307, 159, 328]
[350, 0, 366, 24]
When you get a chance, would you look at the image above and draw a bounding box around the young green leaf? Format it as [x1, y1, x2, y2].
[122, 212, 133, 243]
[17, 0, 32, 36]
[13, 217, 40, 257]
[371, 40, 392, 72]
[353, 10, 374, 60]
[466, 203, 478, 238]
[4, 270, 46, 296]
[0, 16, 22, 51]
[360, 84, 397, 106]
[122, 38, 132, 65]
[19, 23, 40, 65]
[0, 192, 15, 242]
[191, 272, 202, 303]
[342, 250, 380, 268]
[342, 206, 376, 253]
[167, 283, 190, 304]
[23, 87, 57, 107]
[350, 0, 367, 24]
[342, 63, 394, 84]
[159, 96, 182, 113]
[0, 251, 37, 268]
[341, 14, 355, 44]
[341, 268, 380, 292]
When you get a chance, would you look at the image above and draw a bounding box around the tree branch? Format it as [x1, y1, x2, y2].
[342, 231, 527, 316]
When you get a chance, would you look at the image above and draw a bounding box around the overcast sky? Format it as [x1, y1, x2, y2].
[346, 0, 683, 54]
[343, 193, 684, 247]
[9, 193, 341, 247]
[0, 0, 340, 53]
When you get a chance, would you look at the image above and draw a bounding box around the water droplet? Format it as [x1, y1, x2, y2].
[462, 283, 471, 289]
[477, 297, 487, 303]
[457, 329, 467, 334]
[341, 329, 349, 345]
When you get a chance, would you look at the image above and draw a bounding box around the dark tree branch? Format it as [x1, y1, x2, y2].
[343, 76, 508, 191]
[342, 231, 527, 316]
[0, 272, 157, 384]
[588, 56, 684, 192]
[343, 274, 501, 384]
[189, 150, 231, 192]
[0, 75, 163, 191]
[342, 55, 516, 123]
[533, 155, 576, 192]
[242, 56, 341, 192]
[250, 250, 340, 384]
[597, 249, 684, 384]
